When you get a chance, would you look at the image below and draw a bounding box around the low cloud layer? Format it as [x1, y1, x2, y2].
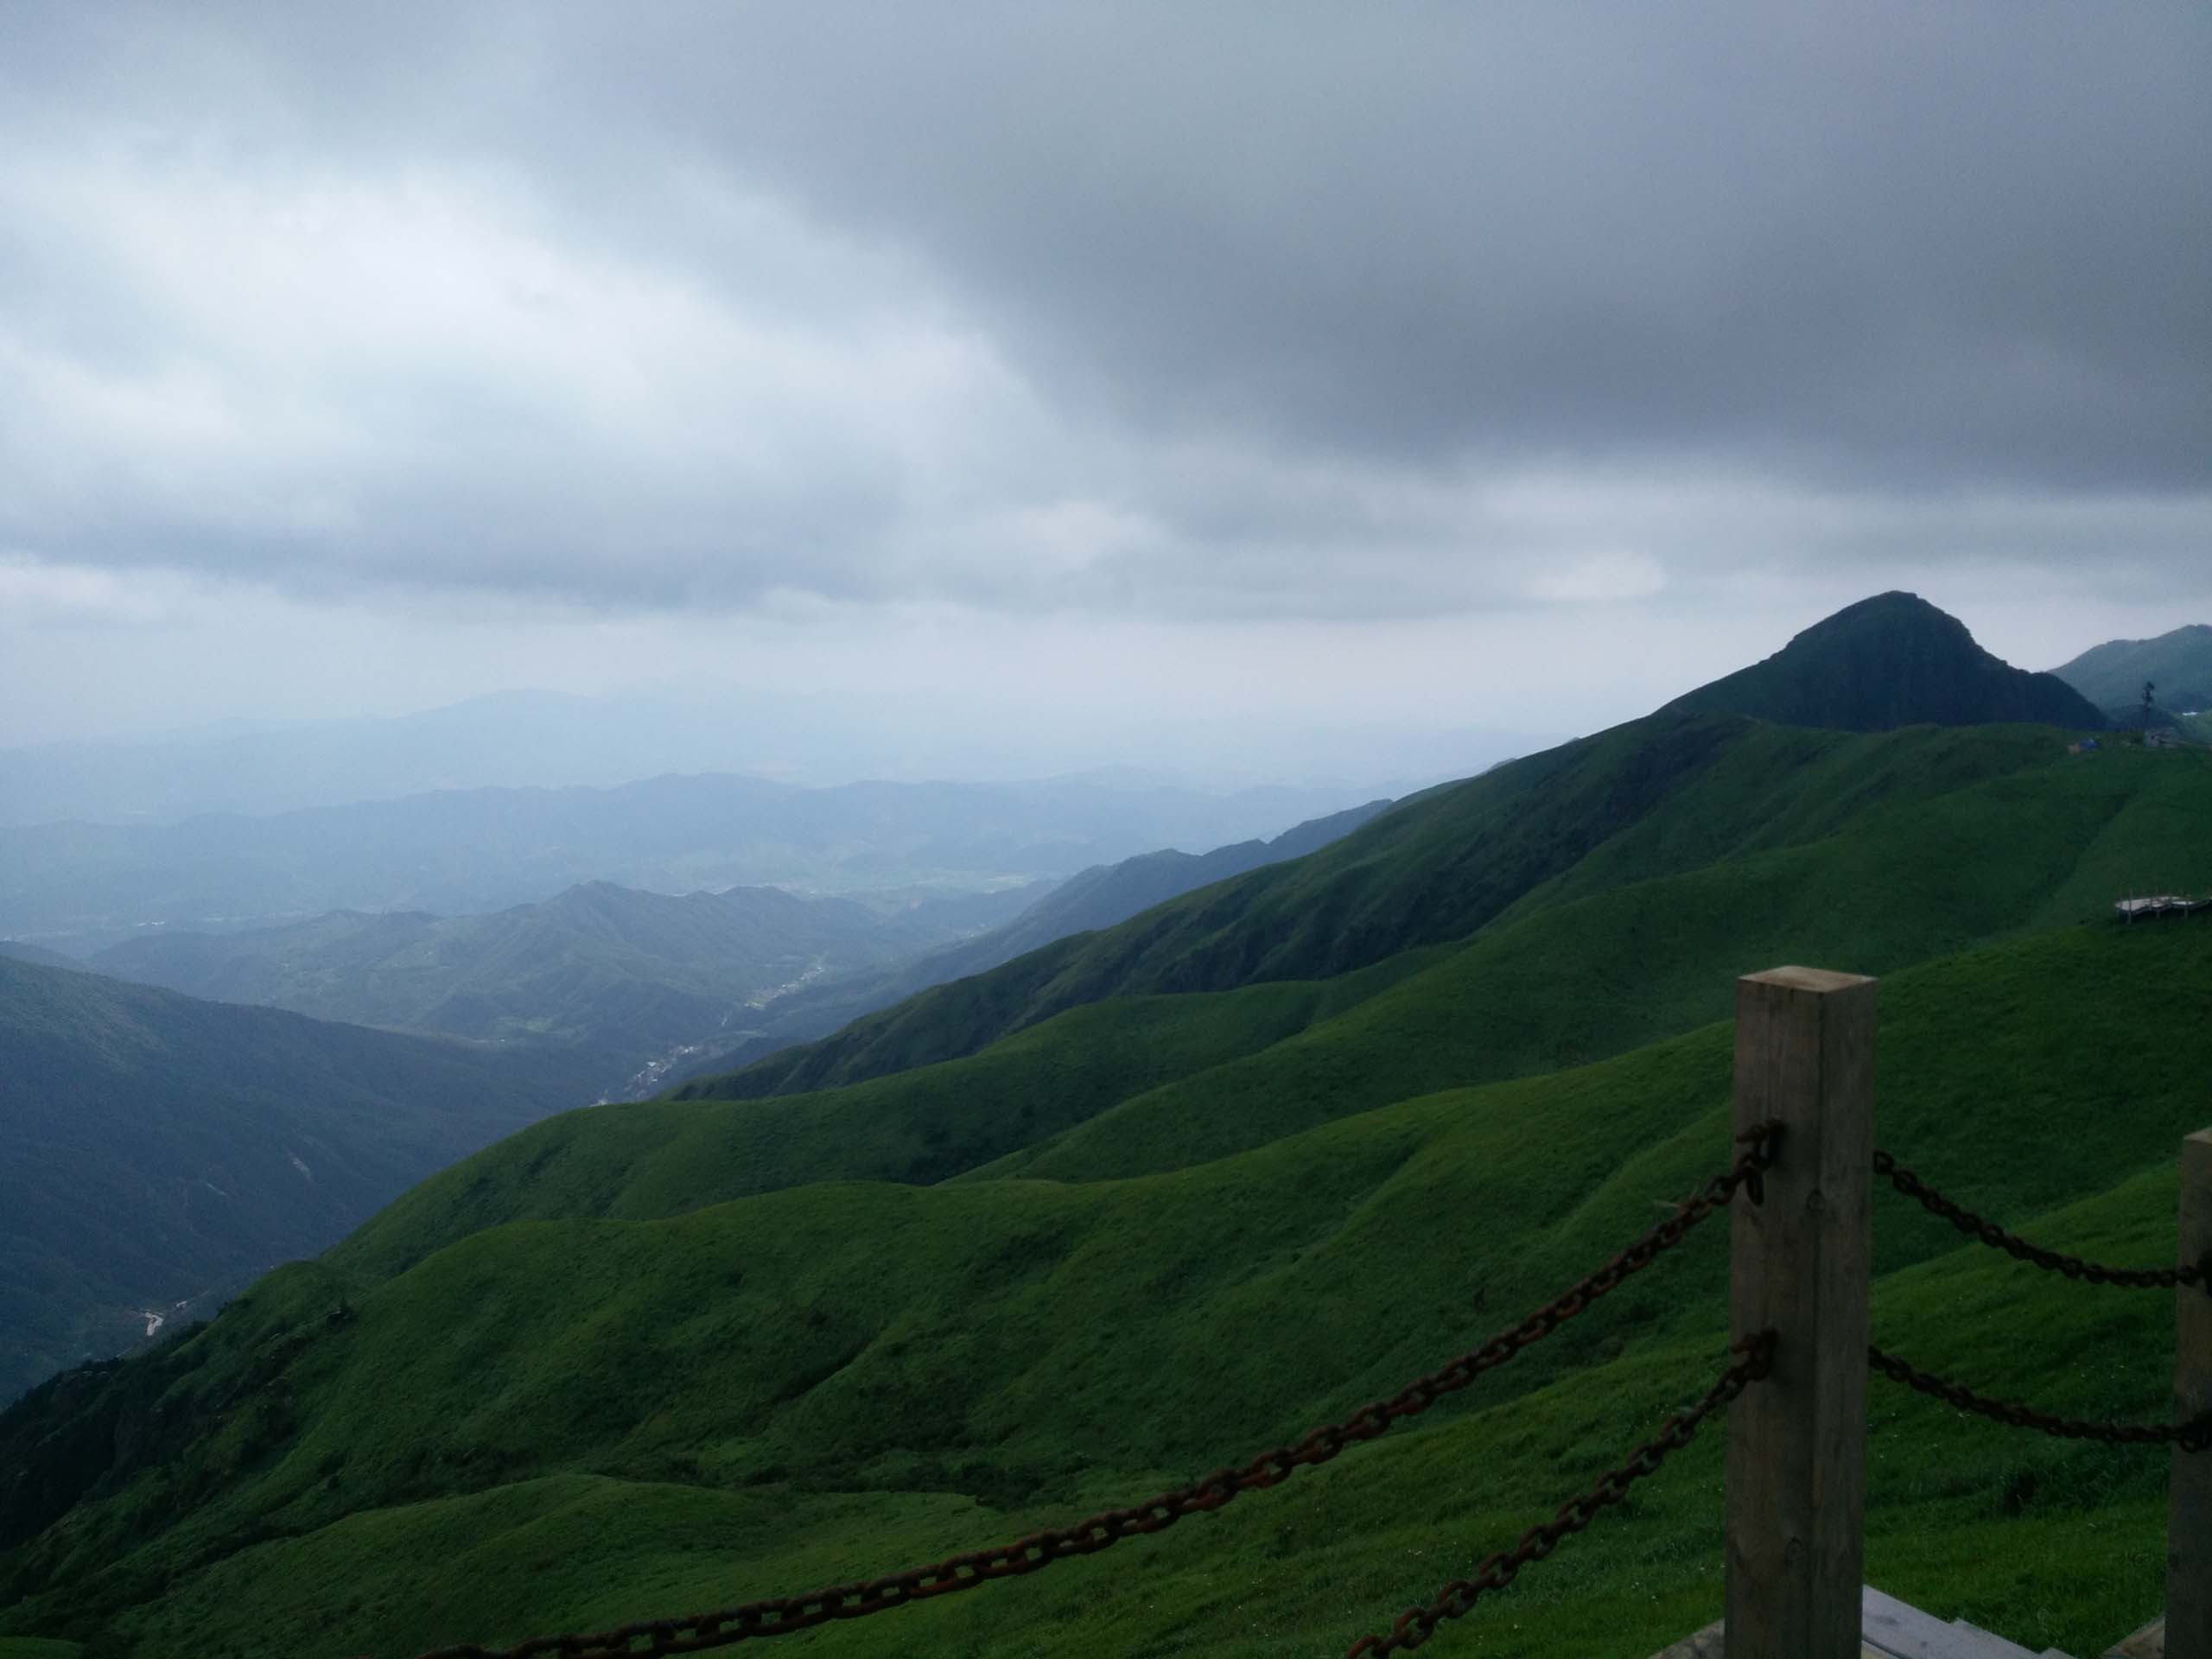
[1, 2, 2208, 749]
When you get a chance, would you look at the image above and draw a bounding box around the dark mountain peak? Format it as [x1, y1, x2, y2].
[1798, 588, 1961, 637]
[1664, 593, 2106, 733]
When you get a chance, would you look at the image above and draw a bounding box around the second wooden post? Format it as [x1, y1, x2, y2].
[1725, 966, 1877, 1659]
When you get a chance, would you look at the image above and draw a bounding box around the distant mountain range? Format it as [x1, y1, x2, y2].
[0, 956, 579, 1402]
[1662, 590, 2105, 731]
[2050, 621, 2212, 721]
[0, 772, 1381, 947]
[0, 683, 1504, 827]
[85, 804, 1398, 1094]
[90, 880, 1043, 1098]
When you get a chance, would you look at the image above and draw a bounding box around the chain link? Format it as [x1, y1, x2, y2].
[405, 1128, 1782, 1659]
[1872, 1148, 2212, 1292]
[1341, 1332, 1777, 1657]
[1868, 1345, 2212, 1452]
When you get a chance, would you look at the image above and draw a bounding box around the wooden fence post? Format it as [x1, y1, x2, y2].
[2171, 1128, 2212, 1659]
[1725, 967, 1877, 1659]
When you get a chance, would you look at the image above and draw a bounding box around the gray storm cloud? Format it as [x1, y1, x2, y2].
[0, 0, 2206, 620]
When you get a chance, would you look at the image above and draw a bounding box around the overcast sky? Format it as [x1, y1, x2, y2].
[2, 2, 2207, 772]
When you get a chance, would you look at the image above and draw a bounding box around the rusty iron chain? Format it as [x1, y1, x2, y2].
[1868, 1345, 2212, 1452]
[1872, 1148, 2212, 1293]
[1341, 1332, 1777, 1657]
[404, 1127, 1782, 1659]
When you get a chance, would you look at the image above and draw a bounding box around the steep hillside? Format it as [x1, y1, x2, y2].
[325, 728, 2205, 1283]
[675, 596, 2113, 1107]
[2051, 621, 2212, 715]
[90, 880, 1039, 1098]
[1663, 591, 2103, 731]
[683, 713, 1757, 1099]
[3, 924, 2203, 1658]
[976, 798, 1395, 961]
[0, 959, 577, 1403]
[683, 717, 2122, 1104]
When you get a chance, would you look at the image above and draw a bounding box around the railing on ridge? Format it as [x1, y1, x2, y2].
[379, 969, 2212, 1659]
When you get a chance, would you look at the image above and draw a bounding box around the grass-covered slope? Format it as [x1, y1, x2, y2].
[972, 797, 1396, 966]
[6, 596, 2205, 1656]
[684, 718, 2166, 1109]
[0, 959, 580, 1404]
[684, 712, 1765, 1101]
[3, 922, 2206, 1657]
[1663, 590, 2105, 732]
[303, 728, 2211, 1290]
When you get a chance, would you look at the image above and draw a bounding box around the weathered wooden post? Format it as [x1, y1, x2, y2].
[1726, 967, 1877, 1659]
[2171, 1128, 2212, 1659]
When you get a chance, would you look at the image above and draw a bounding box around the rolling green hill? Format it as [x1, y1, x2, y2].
[2051, 621, 2212, 716]
[0, 959, 581, 1404]
[679, 715, 2145, 1109]
[4, 594, 2208, 1657]
[89, 880, 1040, 1099]
[1662, 591, 2104, 732]
[340, 723, 2210, 1287]
[2, 924, 2205, 1657]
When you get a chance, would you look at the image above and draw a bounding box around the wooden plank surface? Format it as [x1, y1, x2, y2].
[1650, 1587, 2056, 1658]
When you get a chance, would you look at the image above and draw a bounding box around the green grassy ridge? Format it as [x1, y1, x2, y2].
[690, 720, 2145, 1112]
[340, 733, 2208, 1279]
[1485, 721, 2068, 920]
[5, 921, 2207, 1655]
[37, 1161, 2200, 1658]
[907, 737, 2212, 1188]
[326, 957, 1434, 1285]
[91, 1318, 2177, 1659]
[685, 713, 1759, 1101]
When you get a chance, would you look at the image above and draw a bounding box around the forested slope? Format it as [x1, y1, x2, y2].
[0, 960, 576, 1402]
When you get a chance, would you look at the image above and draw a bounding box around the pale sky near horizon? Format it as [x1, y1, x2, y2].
[3, 3, 2207, 764]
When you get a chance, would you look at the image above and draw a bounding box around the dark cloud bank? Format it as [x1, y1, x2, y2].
[0, 2, 2205, 629]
